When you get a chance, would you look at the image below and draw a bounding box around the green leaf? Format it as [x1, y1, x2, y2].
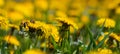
[50, 36, 58, 50]
[86, 25, 96, 51]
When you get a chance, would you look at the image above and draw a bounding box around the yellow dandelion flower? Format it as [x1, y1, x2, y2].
[98, 32, 120, 44]
[48, 25, 60, 42]
[109, 33, 120, 42]
[27, 20, 50, 38]
[27, 21, 46, 29]
[26, 20, 59, 41]
[87, 48, 112, 54]
[28, 20, 60, 42]
[98, 35, 109, 44]
[20, 20, 30, 31]
[38, 24, 50, 38]
[8, 24, 20, 31]
[4, 35, 20, 46]
[98, 32, 108, 43]
[27, 22, 39, 29]
[0, 16, 9, 30]
[98, 48, 113, 54]
[97, 18, 115, 28]
[55, 17, 78, 29]
[23, 49, 46, 54]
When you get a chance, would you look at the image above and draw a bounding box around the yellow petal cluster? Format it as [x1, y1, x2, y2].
[27, 20, 59, 41]
[88, 48, 112, 54]
[98, 32, 120, 44]
[97, 18, 115, 28]
[108, 32, 120, 42]
[55, 17, 78, 29]
[8, 24, 20, 31]
[48, 25, 60, 42]
[4, 35, 20, 46]
[98, 48, 113, 54]
[23, 49, 46, 54]
[0, 16, 9, 30]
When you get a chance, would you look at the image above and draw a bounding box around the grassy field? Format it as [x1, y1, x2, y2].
[0, 0, 120, 54]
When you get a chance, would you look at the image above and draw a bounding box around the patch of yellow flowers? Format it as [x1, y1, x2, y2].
[55, 17, 78, 29]
[97, 32, 120, 48]
[87, 48, 113, 54]
[4, 35, 20, 46]
[24, 20, 60, 42]
[0, 16, 9, 30]
[97, 18, 116, 28]
[98, 32, 120, 42]
[23, 49, 46, 54]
